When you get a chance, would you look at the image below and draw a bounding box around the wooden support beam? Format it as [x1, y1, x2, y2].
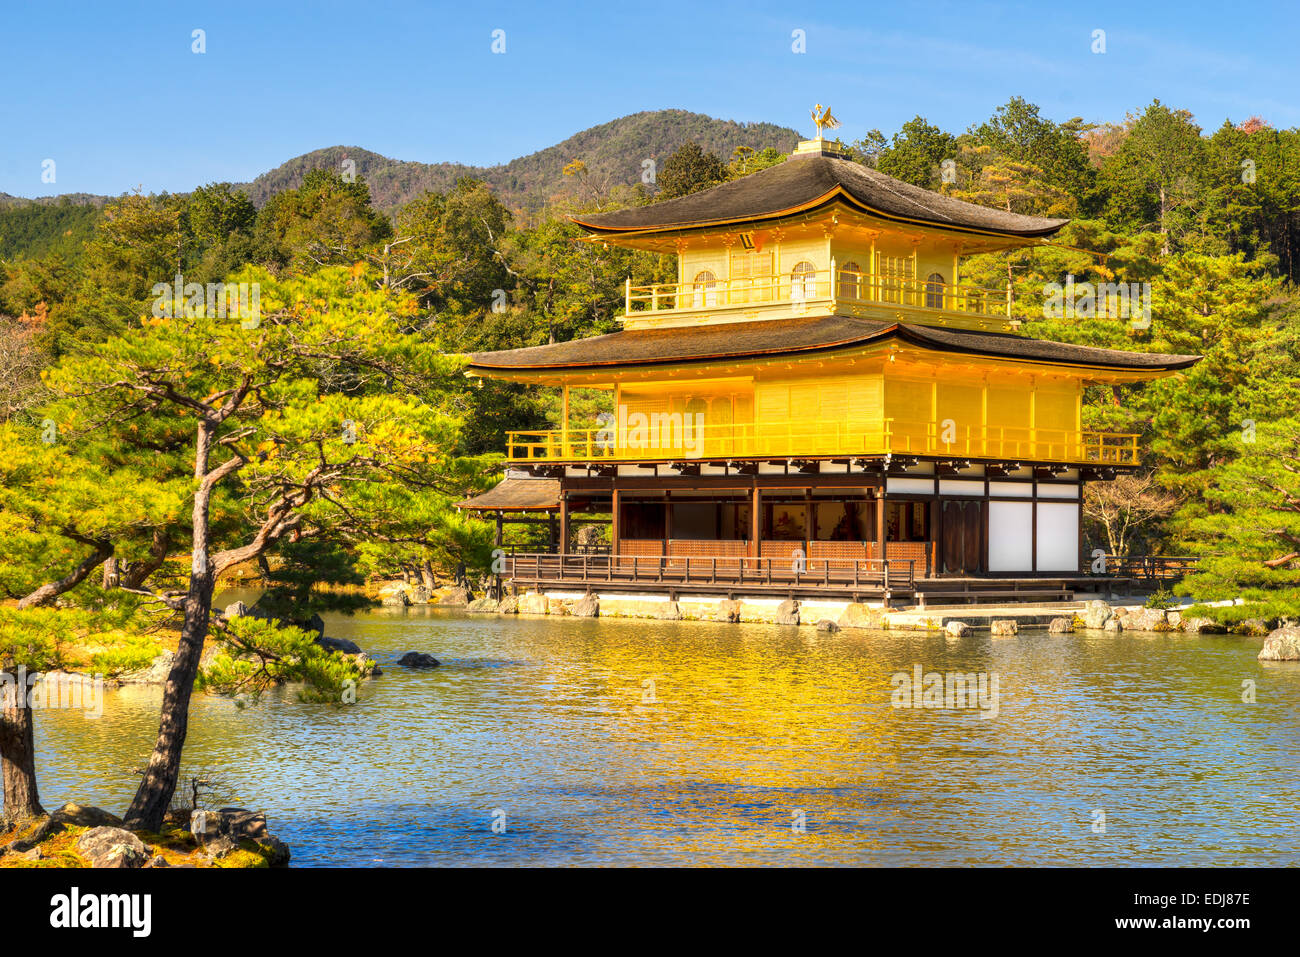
[611, 487, 621, 556]
[558, 495, 570, 554]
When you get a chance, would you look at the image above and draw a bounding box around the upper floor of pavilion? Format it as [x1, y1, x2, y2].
[572, 134, 1069, 335]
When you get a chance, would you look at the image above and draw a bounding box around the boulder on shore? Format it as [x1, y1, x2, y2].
[397, 652, 440, 668]
[990, 619, 1018, 637]
[1183, 617, 1226, 634]
[498, 595, 519, 615]
[466, 597, 500, 613]
[945, 621, 970, 638]
[76, 827, 150, 869]
[775, 599, 800, 626]
[816, 619, 839, 632]
[570, 594, 599, 618]
[1235, 618, 1271, 637]
[1259, 625, 1300, 661]
[838, 603, 884, 630]
[716, 599, 742, 623]
[1048, 617, 1074, 634]
[1083, 600, 1113, 630]
[437, 585, 473, 606]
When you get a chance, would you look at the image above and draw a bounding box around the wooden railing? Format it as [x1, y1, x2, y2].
[1094, 555, 1199, 582]
[624, 270, 1009, 318]
[505, 551, 918, 591]
[505, 419, 1140, 466]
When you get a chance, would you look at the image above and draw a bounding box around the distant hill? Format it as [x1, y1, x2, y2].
[0, 110, 802, 260]
[0, 195, 104, 260]
[236, 111, 803, 212]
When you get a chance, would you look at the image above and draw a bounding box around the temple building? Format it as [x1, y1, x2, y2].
[460, 124, 1200, 605]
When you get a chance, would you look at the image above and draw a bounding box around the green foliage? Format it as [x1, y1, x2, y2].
[1177, 417, 1300, 621]
[0, 199, 100, 261]
[255, 169, 391, 271]
[871, 116, 957, 188]
[198, 615, 369, 704]
[655, 143, 728, 200]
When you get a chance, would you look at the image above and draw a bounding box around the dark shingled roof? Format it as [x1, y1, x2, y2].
[573, 154, 1069, 238]
[456, 477, 561, 511]
[467, 315, 1202, 373]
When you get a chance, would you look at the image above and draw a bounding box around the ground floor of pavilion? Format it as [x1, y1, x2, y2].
[456, 457, 1187, 606]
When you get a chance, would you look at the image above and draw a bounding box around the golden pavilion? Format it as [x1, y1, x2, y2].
[461, 125, 1200, 605]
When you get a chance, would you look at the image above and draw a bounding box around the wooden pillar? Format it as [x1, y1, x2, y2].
[494, 512, 503, 549]
[664, 491, 673, 551]
[561, 385, 571, 457]
[611, 488, 621, 556]
[558, 494, 570, 555]
[750, 484, 762, 560]
[805, 487, 815, 546]
[876, 482, 888, 561]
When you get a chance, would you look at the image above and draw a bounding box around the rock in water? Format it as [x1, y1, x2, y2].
[498, 595, 519, 615]
[317, 635, 362, 655]
[990, 619, 1018, 636]
[1236, 618, 1271, 637]
[398, 652, 440, 668]
[775, 599, 800, 626]
[466, 597, 501, 613]
[945, 621, 969, 638]
[1183, 617, 1225, 634]
[816, 619, 839, 632]
[1259, 625, 1300, 661]
[1082, 600, 1112, 630]
[224, 600, 249, 618]
[570, 594, 599, 618]
[1048, 617, 1074, 633]
[1104, 618, 1123, 633]
[716, 599, 742, 623]
[76, 827, 149, 869]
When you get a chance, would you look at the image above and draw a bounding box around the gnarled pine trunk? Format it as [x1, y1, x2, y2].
[0, 689, 44, 823]
[124, 423, 219, 832]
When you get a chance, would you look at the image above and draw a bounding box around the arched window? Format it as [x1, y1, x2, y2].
[790, 261, 817, 302]
[925, 272, 946, 309]
[693, 270, 717, 308]
[839, 261, 862, 300]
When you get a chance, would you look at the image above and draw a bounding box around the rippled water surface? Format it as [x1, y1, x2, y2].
[35, 595, 1300, 866]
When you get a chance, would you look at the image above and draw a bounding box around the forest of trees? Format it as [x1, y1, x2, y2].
[1, 97, 1298, 826]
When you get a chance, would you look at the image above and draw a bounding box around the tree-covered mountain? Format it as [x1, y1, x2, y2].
[0, 111, 799, 260]
[233, 110, 801, 212]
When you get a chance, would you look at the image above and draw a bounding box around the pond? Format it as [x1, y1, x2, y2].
[34, 595, 1300, 866]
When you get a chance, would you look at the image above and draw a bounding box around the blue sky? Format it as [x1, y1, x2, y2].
[2, 0, 1296, 198]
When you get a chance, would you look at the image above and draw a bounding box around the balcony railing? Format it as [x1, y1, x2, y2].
[624, 270, 1009, 319]
[505, 419, 1140, 465]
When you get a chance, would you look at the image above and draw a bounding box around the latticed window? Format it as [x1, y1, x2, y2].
[729, 250, 773, 303]
[925, 272, 946, 309]
[693, 270, 717, 308]
[790, 261, 817, 302]
[876, 254, 913, 304]
[839, 261, 862, 299]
